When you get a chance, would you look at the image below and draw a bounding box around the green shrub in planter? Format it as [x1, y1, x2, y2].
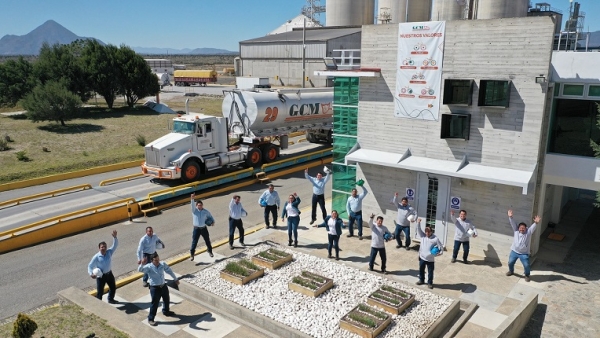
[12, 313, 37, 338]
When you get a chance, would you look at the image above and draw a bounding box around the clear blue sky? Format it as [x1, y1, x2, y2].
[0, 0, 597, 52]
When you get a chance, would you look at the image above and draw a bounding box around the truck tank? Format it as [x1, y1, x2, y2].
[222, 89, 333, 139]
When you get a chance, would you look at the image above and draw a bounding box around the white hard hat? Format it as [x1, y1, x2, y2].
[323, 166, 330, 174]
[92, 268, 103, 278]
[407, 214, 417, 222]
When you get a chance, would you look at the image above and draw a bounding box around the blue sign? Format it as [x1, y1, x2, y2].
[450, 196, 461, 210]
[406, 188, 415, 200]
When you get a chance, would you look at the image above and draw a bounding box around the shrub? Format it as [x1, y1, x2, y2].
[83, 151, 89, 156]
[135, 134, 146, 146]
[0, 138, 8, 151]
[12, 313, 38, 338]
[16, 151, 29, 161]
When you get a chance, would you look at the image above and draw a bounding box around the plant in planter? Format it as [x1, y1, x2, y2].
[220, 259, 265, 285]
[288, 271, 333, 297]
[340, 303, 391, 338]
[367, 285, 415, 315]
[251, 248, 293, 270]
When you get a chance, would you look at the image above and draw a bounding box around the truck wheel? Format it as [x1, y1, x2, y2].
[326, 130, 333, 144]
[262, 144, 279, 163]
[306, 133, 316, 143]
[246, 148, 262, 167]
[181, 161, 200, 183]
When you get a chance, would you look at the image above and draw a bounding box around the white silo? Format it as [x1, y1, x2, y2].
[326, 0, 375, 26]
[377, 0, 431, 23]
[431, 0, 465, 21]
[476, 0, 529, 19]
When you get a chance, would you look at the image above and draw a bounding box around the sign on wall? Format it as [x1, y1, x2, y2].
[450, 196, 461, 210]
[406, 188, 415, 201]
[395, 21, 446, 121]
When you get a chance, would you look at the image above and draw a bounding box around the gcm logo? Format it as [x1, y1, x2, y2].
[263, 107, 279, 122]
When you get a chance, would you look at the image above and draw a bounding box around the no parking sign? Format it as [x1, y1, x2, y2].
[406, 188, 415, 201]
[450, 196, 461, 210]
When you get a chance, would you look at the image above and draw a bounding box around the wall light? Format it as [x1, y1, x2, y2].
[535, 75, 546, 84]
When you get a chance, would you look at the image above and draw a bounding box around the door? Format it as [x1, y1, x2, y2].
[195, 123, 214, 153]
[415, 173, 450, 246]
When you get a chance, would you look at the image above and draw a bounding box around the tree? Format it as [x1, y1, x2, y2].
[82, 40, 121, 108]
[21, 81, 82, 126]
[116, 46, 159, 107]
[33, 42, 93, 102]
[590, 103, 600, 207]
[0, 57, 35, 107]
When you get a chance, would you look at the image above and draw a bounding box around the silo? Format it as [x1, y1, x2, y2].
[326, 0, 375, 26]
[431, 0, 464, 21]
[377, 0, 431, 23]
[476, 0, 529, 20]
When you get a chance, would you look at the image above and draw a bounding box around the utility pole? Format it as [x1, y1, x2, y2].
[302, 17, 306, 88]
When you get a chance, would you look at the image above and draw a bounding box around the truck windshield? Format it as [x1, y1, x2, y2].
[173, 121, 195, 135]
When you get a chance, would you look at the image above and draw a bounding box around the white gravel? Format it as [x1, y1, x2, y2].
[186, 244, 453, 338]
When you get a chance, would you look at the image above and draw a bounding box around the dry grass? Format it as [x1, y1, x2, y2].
[0, 94, 224, 184]
[0, 304, 128, 338]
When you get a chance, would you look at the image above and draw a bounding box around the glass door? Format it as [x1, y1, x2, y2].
[415, 173, 450, 246]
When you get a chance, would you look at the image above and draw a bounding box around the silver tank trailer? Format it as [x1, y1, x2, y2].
[222, 89, 333, 139]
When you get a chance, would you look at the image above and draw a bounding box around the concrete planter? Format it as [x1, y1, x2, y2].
[251, 248, 293, 270]
[288, 271, 333, 298]
[339, 304, 391, 338]
[220, 260, 265, 285]
[367, 285, 415, 315]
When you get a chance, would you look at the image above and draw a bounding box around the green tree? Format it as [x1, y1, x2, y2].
[21, 81, 82, 126]
[0, 57, 35, 107]
[590, 103, 600, 207]
[116, 46, 159, 107]
[82, 40, 121, 109]
[34, 41, 93, 102]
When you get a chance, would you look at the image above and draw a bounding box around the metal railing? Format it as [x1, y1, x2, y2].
[0, 184, 92, 209]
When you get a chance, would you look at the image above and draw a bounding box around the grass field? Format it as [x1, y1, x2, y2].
[0, 305, 128, 338]
[0, 94, 224, 184]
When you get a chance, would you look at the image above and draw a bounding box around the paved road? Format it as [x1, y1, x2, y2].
[0, 165, 330, 321]
[0, 141, 326, 231]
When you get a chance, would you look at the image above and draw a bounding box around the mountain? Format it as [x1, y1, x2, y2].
[581, 30, 600, 48]
[0, 20, 238, 56]
[0, 20, 100, 55]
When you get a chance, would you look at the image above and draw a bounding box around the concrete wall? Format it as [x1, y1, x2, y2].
[350, 17, 555, 252]
[551, 51, 600, 83]
[491, 293, 538, 338]
[241, 59, 327, 87]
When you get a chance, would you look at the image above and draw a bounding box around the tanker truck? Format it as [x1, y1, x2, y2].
[141, 88, 333, 182]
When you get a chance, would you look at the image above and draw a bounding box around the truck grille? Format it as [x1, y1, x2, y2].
[145, 148, 160, 166]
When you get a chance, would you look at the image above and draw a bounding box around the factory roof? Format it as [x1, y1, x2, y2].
[240, 27, 361, 44]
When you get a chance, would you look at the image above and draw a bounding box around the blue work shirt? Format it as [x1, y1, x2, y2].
[259, 190, 280, 208]
[88, 237, 118, 275]
[346, 186, 368, 215]
[138, 261, 177, 286]
[229, 198, 247, 219]
[192, 200, 214, 227]
[137, 234, 163, 260]
[305, 172, 331, 195]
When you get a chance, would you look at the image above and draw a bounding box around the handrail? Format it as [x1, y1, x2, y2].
[0, 197, 136, 240]
[261, 147, 332, 171]
[99, 173, 147, 186]
[0, 184, 93, 209]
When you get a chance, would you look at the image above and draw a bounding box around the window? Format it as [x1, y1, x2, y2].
[563, 84, 584, 96]
[205, 123, 212, 133]
[478, 80, 511, 107]
[589, 86, 600, 97]
[443, 79, 473, 105]
[440, 113, 471, 140]
[548, 99, 600, 157]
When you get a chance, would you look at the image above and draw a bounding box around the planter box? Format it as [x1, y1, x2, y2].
[288, 271, 333, 298]
[220, 262, 265, 286]
[251, 249, 293, 270]
[339, 304, 391, 338]
[367, 286, 415, 315]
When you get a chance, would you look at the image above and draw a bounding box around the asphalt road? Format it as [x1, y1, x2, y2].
[0, 167, 329, 321]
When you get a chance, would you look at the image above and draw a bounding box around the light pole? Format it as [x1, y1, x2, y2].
[302, 17, 306, 88]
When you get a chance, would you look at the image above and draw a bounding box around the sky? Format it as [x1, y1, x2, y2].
[0, 0, 597, 52]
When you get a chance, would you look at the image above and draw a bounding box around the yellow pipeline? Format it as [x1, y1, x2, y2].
[0, 184, 92, 208]
[99, 173, 147, 186]
[0, 198, 137, 254]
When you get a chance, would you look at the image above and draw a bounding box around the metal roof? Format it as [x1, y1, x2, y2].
[240, 27, 361, 44]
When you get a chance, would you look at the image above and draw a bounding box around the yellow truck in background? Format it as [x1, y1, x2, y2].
[174, 70, 218, 86]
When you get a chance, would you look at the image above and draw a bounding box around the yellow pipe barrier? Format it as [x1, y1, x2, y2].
[99, 173, 147, 186]
[0, 160, 143, 192]
[0, 184, 93, 208]
[261, 147, 332, 171]
[0, 198, 138, 254]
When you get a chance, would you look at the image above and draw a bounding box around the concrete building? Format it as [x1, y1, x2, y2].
[315, 16, 600, 263]
[238, 27, 361, 87]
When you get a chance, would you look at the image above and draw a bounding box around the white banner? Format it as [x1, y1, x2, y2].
[395, 21, 446, 121]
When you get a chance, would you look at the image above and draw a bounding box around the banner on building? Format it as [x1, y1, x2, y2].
[395, 21, 446, 121]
